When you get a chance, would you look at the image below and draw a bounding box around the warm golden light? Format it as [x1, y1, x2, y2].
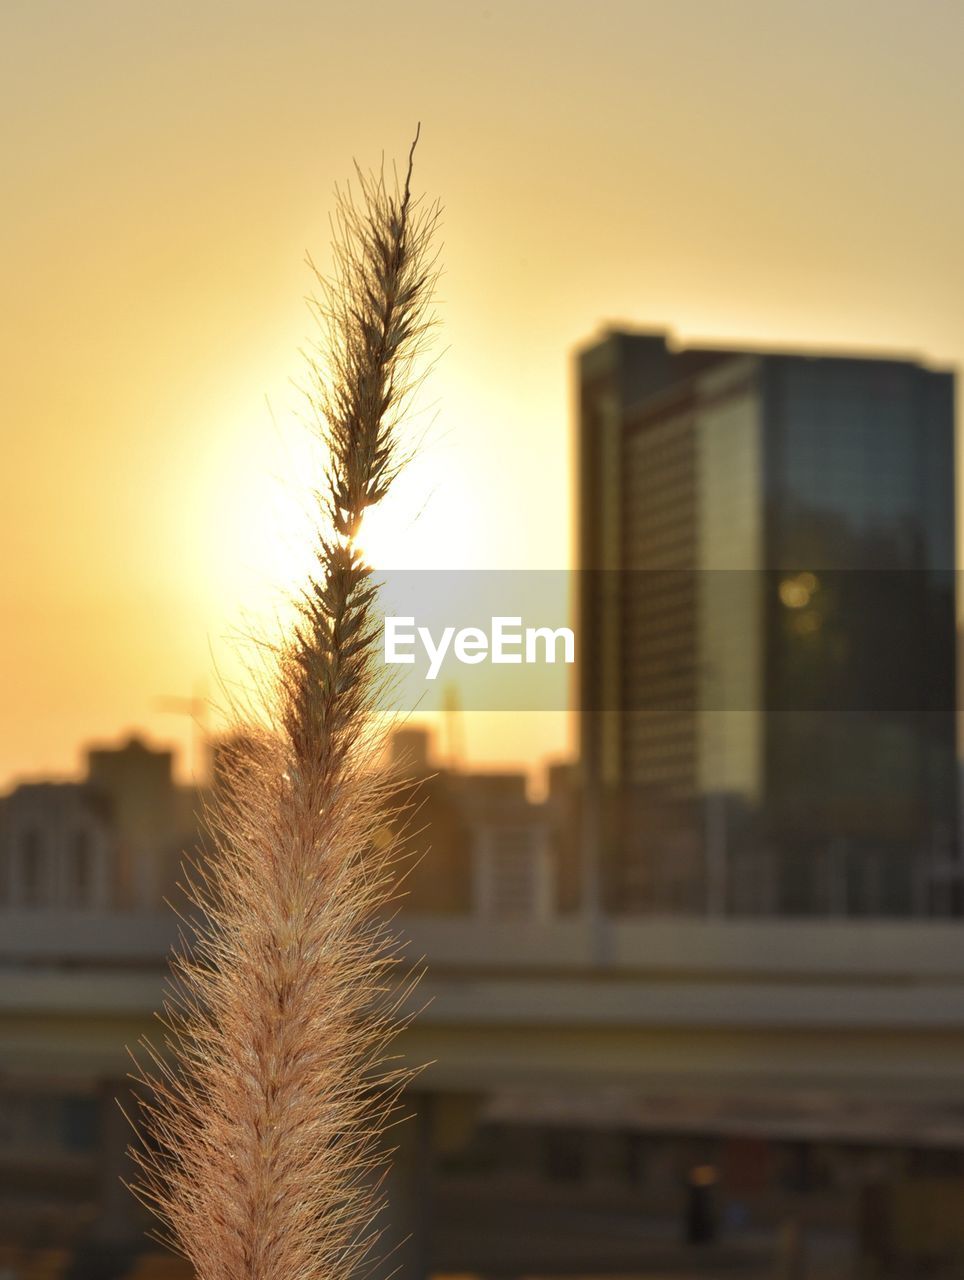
[3, 3, 963, 785]
[352, 502, 410, 573]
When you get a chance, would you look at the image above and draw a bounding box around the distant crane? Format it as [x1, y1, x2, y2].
[154, 683, 210, 785]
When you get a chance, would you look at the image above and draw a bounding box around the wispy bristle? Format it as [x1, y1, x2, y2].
[128, 133, 440, 1278]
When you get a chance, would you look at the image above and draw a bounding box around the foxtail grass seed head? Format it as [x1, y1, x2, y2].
[128, 132, 440, 1279]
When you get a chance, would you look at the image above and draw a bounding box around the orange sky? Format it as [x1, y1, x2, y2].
[3, 0, 964, 788]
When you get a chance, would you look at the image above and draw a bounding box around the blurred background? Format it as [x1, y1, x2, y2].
[4, 2, 964, 1277]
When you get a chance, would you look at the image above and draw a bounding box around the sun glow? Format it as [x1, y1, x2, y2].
[351, 505, 396, 572]
[349, 461, 484, 573]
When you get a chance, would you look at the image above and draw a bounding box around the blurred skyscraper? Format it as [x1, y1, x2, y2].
[578, 331, 958, 916]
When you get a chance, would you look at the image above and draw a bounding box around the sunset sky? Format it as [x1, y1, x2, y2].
[3, 0, 964, 787]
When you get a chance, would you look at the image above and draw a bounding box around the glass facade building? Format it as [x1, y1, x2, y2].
[578, 332, 958, 916]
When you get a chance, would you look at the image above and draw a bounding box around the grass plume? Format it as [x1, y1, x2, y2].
[128, 132, 440, 1277]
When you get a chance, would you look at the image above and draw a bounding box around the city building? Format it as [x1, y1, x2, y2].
[387, 727, 577, 919]
[0, 738, 203, 1266]
[7, 730, 964, 1276]
[0, 783, 114, 911]
[578, 330, 959, 915]
[0, 737, 200, 915]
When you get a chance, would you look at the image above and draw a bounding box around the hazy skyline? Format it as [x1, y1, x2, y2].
[3, 0, 964, 786]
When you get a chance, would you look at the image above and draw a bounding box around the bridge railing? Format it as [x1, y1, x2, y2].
[4, 907, 964, 983]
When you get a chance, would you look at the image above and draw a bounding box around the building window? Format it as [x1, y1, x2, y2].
[19, 828, 45, 906]
[473, 825, 553, 919]
[61, 1095, 99, 1152]
[543, 1128, 586, 1183]
[67, 828, 93, 907]
[0, 1092, 99, 1155]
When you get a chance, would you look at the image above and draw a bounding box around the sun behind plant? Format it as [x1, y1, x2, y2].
[128, 131, 440, 1279]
